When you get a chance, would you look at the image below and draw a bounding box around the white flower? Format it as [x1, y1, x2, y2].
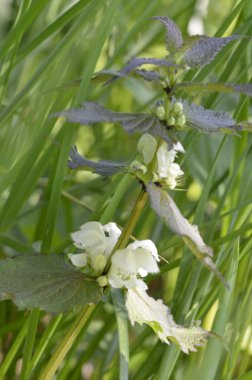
[156, 142, 184, 189]
[69, 221, 121, 272]
[108, 239, 159, 289]
[125, 287, 209, 353]
[137, 133, 157, 165]
[173, 141, 185, 153]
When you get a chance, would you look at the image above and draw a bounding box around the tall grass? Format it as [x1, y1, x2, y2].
[0, 0, 251, 379]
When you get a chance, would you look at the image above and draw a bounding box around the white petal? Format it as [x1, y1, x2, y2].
[157, 145, 177, 178]
[71, 222, 107, 256]
[135, 249, 159, 274]
[103, 222, 121, 256]
[108, 274, 124, 288]
[125, 288, 209, 353]
[68, 253, 87, 267]
[124, 277, 147, 290]
[167, 163, 184, 178]
[173, 141, 185, 153]
[112, 248, 159, 275]
[111, 249, 139, 273]
[128, 239, 160, 262]
[138, 268, 148, 277]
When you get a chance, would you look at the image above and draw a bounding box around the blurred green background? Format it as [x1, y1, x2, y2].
[0, 0, 252, 379]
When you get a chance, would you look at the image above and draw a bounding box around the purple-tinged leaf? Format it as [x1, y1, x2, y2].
[68, 145, 127, 176]
[233, 83, 252, 98]
[147, 183, 229, 288]
[183, 35, 241, 68]
[134, 69, 162, 82]
[105, 57, 179, 85]
[91, 69, 127, 82]
[181, 100, 237, 133]
[120, 57, 178, 74]
[173, 82, 252, 98]
[152, 16, 183, 53]
[53, 102, 172, 144]
[0, 254, 102, 314]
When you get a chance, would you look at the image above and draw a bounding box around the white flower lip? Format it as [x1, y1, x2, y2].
[71, 221, 107, 254]
[108, 239, 159, 290]
[68, 253, 87, 268]
[71, 221, 121, 257]
[156, 142, 184, 188]
[111, 247, 159, 275]
[127, 239, 160, 262]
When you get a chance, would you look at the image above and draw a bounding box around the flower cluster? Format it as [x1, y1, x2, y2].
[69, 221, 209, 353]
[132, 133, 184, 189]
[69, 221, 159, 288]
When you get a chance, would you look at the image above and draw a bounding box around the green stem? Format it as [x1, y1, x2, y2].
[38, 305, 95, 380]
[117, 187, 148, 248]
[104, 185, 148, 272]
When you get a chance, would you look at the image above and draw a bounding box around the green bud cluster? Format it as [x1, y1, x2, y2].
[168, 102, 186, 129]
[154, 101, 186, 129]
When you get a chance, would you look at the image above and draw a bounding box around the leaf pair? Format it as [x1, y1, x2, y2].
[53, 100, 251, 137]
[93, 16, 250, 86]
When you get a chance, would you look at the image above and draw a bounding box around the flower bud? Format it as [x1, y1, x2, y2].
[176, 115, 186, 128]
[167, 117, 176, 126]
[173, 102, 183, 115]
[93, 254, 107, 273]
[97, 275, 108, 287]
[156, 105, 166, 120]
[137, 134, 157, 164]
[160, 80, 168, 88]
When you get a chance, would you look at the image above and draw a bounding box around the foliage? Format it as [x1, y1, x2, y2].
[0, 1, 252, 379]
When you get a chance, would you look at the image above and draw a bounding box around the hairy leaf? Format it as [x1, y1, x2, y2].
[105, 57, 179, 85]
[117, 57, 178, 75]
[183, 35, 241, 68]
[91, 69, 126, 82]
[68, 145, 127, 175]
[152, 16, 183, 53]
[0, 254, 102, 314]
[53, 102, 172, 144]
[134, 69, 162, 82]
[147, 184, 229, 288]
[181, 100, 238, 133]
[126, 287, 209, 353]
[173, 82, 252, 98]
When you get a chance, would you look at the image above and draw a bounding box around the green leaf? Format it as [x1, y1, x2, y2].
[0, 254, 102, 314]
